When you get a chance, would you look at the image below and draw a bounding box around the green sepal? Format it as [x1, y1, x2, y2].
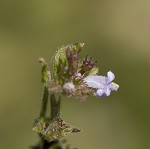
[86, 67, 99, 76]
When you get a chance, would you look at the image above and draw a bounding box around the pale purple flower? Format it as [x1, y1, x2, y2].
[83, 71, 119, 97]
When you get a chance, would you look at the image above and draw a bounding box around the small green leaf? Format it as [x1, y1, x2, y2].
[42, 65, 51, 83]
[32, 118, 47, 133]
[53, 47, 67, 66]
[39, 58, 51, 84]
[42, 117, 81, 142]
[53, 47, 67, 78]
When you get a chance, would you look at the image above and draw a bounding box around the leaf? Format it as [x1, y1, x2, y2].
[54, 47, 67, 66]
[53, 47, 67, 78]
[41, 65, 51, 83]
[42, 117, 81, 142]
[39, 58, 51, 84]
[32, 118, 48, 133]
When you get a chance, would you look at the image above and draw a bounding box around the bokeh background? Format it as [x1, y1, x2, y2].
[0, 0, 150, 149]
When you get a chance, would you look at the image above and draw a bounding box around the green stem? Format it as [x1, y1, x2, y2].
[35, 91, 62, 149]
[50, 94, 61, 120]
[39, 94, 62, 149]
[39, 86, 49, 118]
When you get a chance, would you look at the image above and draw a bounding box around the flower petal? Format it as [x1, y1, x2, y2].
[96, 87, 111, 97]
[105, 87, 111, 96]
[109, 82, 119, 91]
[107, 71, 115, 83]
[96, 89, 105, 97]
[84, 76, 106, 89]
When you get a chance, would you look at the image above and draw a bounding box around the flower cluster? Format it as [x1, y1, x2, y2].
[42, 43, 119, 100]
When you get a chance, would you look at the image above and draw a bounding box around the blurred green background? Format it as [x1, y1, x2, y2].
[0, 0, 150, 149]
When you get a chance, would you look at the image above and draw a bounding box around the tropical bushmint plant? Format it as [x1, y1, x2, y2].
[31, 43, 119, 149]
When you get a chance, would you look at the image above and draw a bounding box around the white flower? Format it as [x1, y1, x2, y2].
[83, 71, 119, 97]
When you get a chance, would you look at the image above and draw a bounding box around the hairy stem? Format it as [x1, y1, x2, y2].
[50, 94, 61, 120]
[39, 86, 49, 118]
[39, 94, 62, 149]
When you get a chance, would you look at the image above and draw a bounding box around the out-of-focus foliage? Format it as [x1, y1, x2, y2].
[0, 0, 150, 149]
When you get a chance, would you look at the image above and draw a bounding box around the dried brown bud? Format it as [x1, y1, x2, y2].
[80, 56, 97, 75]
[38, 57, 46, 66]
[66, 48, 78, 75]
